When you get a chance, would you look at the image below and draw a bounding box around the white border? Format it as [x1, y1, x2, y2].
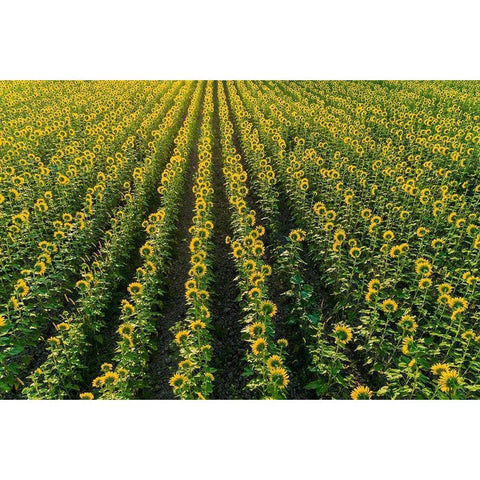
[1, 400, 478, 479]
[0, 0, 479, 79]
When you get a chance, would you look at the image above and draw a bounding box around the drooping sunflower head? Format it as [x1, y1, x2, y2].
[259, 300, 277, 318]
[248, 322, 266, 338]
[169, 373, 187, 390]
[418, 278, 432, 290]
[398, 311, 417, 331]
[127, 282, 143, 296]
[401, 336, 414, 355]
[383, 230, 395, 242]
[438, 369, 462, 394]
[266, 355, 283, 371]
[437, 283, 453, 295]
[382, 299, 398, 314]
[351, 385, 373, 400]
[118, 323, 134, 337]
[333, 325, 353, 345]
[190, 320, 206, 331]
[175, 330, 190, 344]
[251, 337, 268, 355]
[269, 367, 289, 389]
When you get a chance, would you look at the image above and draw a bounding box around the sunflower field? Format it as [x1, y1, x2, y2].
[0, 80, 479, 400]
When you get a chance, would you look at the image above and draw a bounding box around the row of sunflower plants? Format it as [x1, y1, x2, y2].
[217, 82, 290, 399]
[84, 81, 205, 399]
[170, 81, 216, 400]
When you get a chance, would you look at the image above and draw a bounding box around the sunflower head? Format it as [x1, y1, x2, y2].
[438, 369, 462, 394]
[251, 337, 268, 355]
[269, 367, 289, 389]
[333, 325, 353, 345]
[351, 385, 372, 400]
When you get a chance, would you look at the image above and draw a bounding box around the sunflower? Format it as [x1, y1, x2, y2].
[461, 330, 476, 341]
[351, 386, 372, 400]
[438, 369, 462, 394]
[127, 282, 143, 296]
[401, 336, 414, 355]
[118, 323, 135, 337]
[437, 283, 453, 295]
[0, 315, 7, 329]
[92, 376, 104, 388]
[175, 330, 190, 344]
[334, 229, 346, 243]
[382, 299, 398, 313]
[251, 338, 268, 355]
[259, 300, 277, 318]
[15, 279, 29, 298]
[415, 258, 432, 276]
[190, 320, 206, 331]
[248, 322, 266, 337]
[121, 300, 135, 315]
[418, 278, 432, 290]
[383, 230, 395, 241]
[333, 325, 353, 345]
[398, 315, 417, 333]
[179, 359, 194, 370]
[248, 287, 262, 300]
[266, 355, 283, 371]
[289, 229, 306, 242]
[368, 279, 381, 292]
[269, 367, 289, 388]
[79, 392, 94, 400]
[101, 363, 113, 373]
[169, 373, 187, 390]
[349, 246, 361, 259]
[448, 297, 468, 313]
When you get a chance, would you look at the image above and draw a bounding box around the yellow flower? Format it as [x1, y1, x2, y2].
[169, 373, 187, 390]
[333, 325, 353, 345]
[349, 246, 361, 259]
[448, 297, 468, 313]
[259, 300, 277, 318]
[437, 283, 452, 295]
[368, 279, 381, 292]
[269, 367, 289, 389]
[289, 229, 306, 242]
[351, 386, 372, 400]
[401, 336, 414, 355]
[248, 322, 266, 337]
[277, 338, 288, 348]
[127, 282, 143, 295]
[15, 279, 29, 298]
[251, 338, 268, 355]
[438, 369, 462, 394]
[398, 315, 417, 333]
[174, 330, 190, 344]
[190, 320, 206, 331]
[418, 278, 432, 290]
[382, 299, 398, 313]
[79, 392, 94, 400]
[266, 355, 283, 371]
[118, 323, 135, 337]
